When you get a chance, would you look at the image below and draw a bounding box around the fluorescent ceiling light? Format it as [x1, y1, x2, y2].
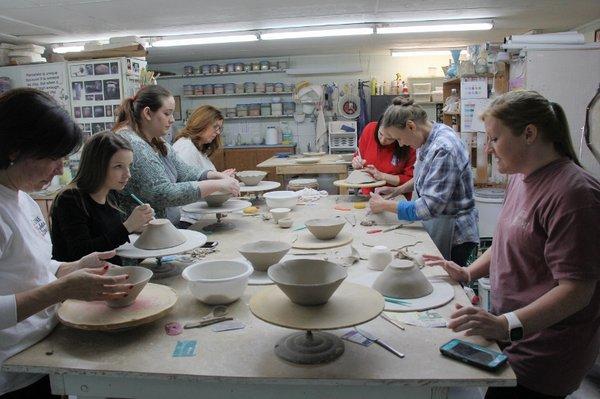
[53, 45, 84, 54]
[379, 21, 493, 34]
[152, 34, 258, 47]
[261, 27, 373, 40]
[392, 50, 452, 57]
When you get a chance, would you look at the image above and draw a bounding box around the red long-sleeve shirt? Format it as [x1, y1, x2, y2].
[357, 122, 416, 197]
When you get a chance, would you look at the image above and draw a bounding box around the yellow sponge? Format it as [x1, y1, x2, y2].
[353, 202, 367, 209]
[243, 206, 259, 214]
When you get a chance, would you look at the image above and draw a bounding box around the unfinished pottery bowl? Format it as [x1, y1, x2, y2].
[236, 170, 267, 186]
[278, 217, 293, 228]
[372, 259, 433, 299]
[268, 259, 347, 306]
[304, 218, 345, 240]
[368, 245, 393, 271]
[204, 191, 232, 207]
[238, 240, 291, 272]
[133, 218, 186, 250]
[338, 153, 354, 162]
[182, 260, 252, 305]
[270, 207, 291, 223]
[104, 266, 153, 308]
[263, 190, 299, 209]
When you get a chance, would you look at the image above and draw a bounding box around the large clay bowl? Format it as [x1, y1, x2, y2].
[104, 266, 153, 308]
[204, 191, 232, 207]
[372, 259, 433, 299]
[236, 170, 267, 186]
[133, 218, 186, 250]
[268, 259, 347, 306]
[182, 260, 252, 305]
[263, 190, 299, 209]
[238, 240, 291, 272]
[304, 218, 345, 240]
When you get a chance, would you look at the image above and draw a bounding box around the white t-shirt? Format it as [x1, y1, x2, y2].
[0, 184, 61, 395]
[172, 137, 216, 171]
[172, 138, 216, 224]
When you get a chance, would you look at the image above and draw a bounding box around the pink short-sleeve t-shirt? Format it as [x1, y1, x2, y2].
[491, 159, 600, 396]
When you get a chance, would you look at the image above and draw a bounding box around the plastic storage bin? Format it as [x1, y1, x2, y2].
[412, 83, 431, 94]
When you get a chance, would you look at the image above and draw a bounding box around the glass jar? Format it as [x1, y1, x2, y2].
[236, 104, 248, 117]
[248, 103, 261, 117]
[260, 103, 271, 116]
[244, 82, 255, 93]
[213, 84, 224, 95]
[284, 83, 295, 92]
[255, 82, 266, 93]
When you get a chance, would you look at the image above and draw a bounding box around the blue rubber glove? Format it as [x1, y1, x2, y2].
[396, 201, 420, 222]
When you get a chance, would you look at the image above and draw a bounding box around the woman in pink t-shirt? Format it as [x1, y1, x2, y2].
[424, 91, 600, 399]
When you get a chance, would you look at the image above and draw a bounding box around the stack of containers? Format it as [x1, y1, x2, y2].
[7, 44, 46, 64]
[412, 83, 431, 103]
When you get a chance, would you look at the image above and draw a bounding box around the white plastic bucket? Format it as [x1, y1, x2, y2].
[474, 188, 505, 238]
[478, 277, 491, 312]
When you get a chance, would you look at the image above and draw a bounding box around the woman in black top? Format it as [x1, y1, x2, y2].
[51, 132, 154, 264]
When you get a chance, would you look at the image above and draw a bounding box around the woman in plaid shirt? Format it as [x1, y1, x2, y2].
[369, 97, 478, 266]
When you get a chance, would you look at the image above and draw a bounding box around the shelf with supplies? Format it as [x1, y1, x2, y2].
[223, 115, 294, 121]
[184, 92, 293, 99]
[158, 69, 287, 80]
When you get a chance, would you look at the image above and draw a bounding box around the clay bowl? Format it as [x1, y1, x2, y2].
[236, 170, 267, 186]
[182, 260, 252, 305]
[270, 207, 291, 223]
[133, 218, 186, 250]
[278, 218, 293, 229]
[104, 266, 153, 308]
[238, 240, 292, 272]
[372, 259, 433, 299]
[304, 218, 346, 240]
[338, 153, 354, 162]
[204, 191, 232, 207]
[268, 259, 347, 306]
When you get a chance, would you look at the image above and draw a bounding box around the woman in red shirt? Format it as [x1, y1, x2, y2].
[352, 119, 416, 196]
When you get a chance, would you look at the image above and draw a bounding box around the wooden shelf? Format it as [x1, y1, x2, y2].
[224, 115, 294, 121]
[158, 69, 287, 80]
[184, 92, 293, 99]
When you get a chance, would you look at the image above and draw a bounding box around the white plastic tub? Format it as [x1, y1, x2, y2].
[474, 188, 505, 238]
[182, 260, 252, 305]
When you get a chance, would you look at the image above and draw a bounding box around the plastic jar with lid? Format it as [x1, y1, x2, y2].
[244, 63, 252, 72]
[201, 64, 210, 74]
[265, 83, 274, 93]
[234, 63, 244, 72]
[183, 85, 194, 96]
[255, 82, 266, 93]
[213, 84, 224, 95]
[203, 84, 214, 95]
[218, 64, 226, 73]
[274, 82, 284, 93]
[248, 103, 261, 117]
[209, 64, 219, 74]
[260, 103, 271, 116]
[251, 62, 260, 71]
[224, 83, 235, 94]
[226, 63, 235, 73]
[236, 104, 248, 117]
[235, 84, 245, 94]
[259, 60, 270, 70]
[193, 85, 204, 96]
[183, 65, 194, 75]
[244, 82, 256, 93]
[283, 102, 295, 116]
[271, 103, 283, 116]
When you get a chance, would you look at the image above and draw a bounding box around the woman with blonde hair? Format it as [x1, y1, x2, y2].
[426, 90, 600, 398]
[173, 105, 234, 176]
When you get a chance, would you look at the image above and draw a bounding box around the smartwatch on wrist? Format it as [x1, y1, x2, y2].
[503, 311, 524, 342]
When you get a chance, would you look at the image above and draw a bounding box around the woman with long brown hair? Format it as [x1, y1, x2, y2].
[426, 91, 600, 398]
[173, 105, 234, 176]
[51, 132, 154, 265]
[112, 85, 239, 225]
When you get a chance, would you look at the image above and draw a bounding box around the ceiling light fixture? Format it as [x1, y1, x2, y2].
[152, 33, 258, 47]
[378, 20, 493, 34]
[53, 45, 85, 54]
[261, 26, 373, 40]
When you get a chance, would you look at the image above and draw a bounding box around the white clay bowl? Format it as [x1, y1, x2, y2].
[372, 259, 433, 299]
[263, 190, 299, 209]
[182, 260, 252, 305]
[104, 266, 153, 308]
[270, 207, 291, 223]
[238, 240, 291, 272]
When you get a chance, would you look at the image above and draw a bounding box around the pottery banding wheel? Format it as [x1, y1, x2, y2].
[57, 283, 177, 331]
[239, 180, 281, 193]
[292, 232, 353, 250]
[333, 179, 386, 189]
[250, 283, 384, 364]
[181, 199, 252, 214]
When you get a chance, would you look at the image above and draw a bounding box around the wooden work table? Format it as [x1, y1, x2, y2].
[3, 196, 515, 398]
[257, 154, 350, 194]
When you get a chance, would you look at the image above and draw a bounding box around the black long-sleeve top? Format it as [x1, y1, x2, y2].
[51, 188, 130, 265]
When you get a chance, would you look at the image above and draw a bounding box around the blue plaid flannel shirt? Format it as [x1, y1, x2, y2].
[413, 123, 479, 245]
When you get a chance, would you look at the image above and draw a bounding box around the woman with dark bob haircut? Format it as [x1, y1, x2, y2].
[51, 132, 155, 265]
[0, 88, 131, 398]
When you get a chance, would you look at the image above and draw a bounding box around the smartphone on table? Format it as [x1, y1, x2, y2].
[440, 339, 508, 371]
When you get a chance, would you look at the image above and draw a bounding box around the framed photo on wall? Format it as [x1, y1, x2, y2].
[173, 95, 182, 121]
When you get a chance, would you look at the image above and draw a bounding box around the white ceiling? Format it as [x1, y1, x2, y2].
[1, 0, 599, 63]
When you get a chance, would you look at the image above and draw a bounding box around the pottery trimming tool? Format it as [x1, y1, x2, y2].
[380, 313, 405, 331]
[355, 328, 405, 359]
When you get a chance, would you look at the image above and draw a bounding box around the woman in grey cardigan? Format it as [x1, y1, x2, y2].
[112, 85, 239, 224]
